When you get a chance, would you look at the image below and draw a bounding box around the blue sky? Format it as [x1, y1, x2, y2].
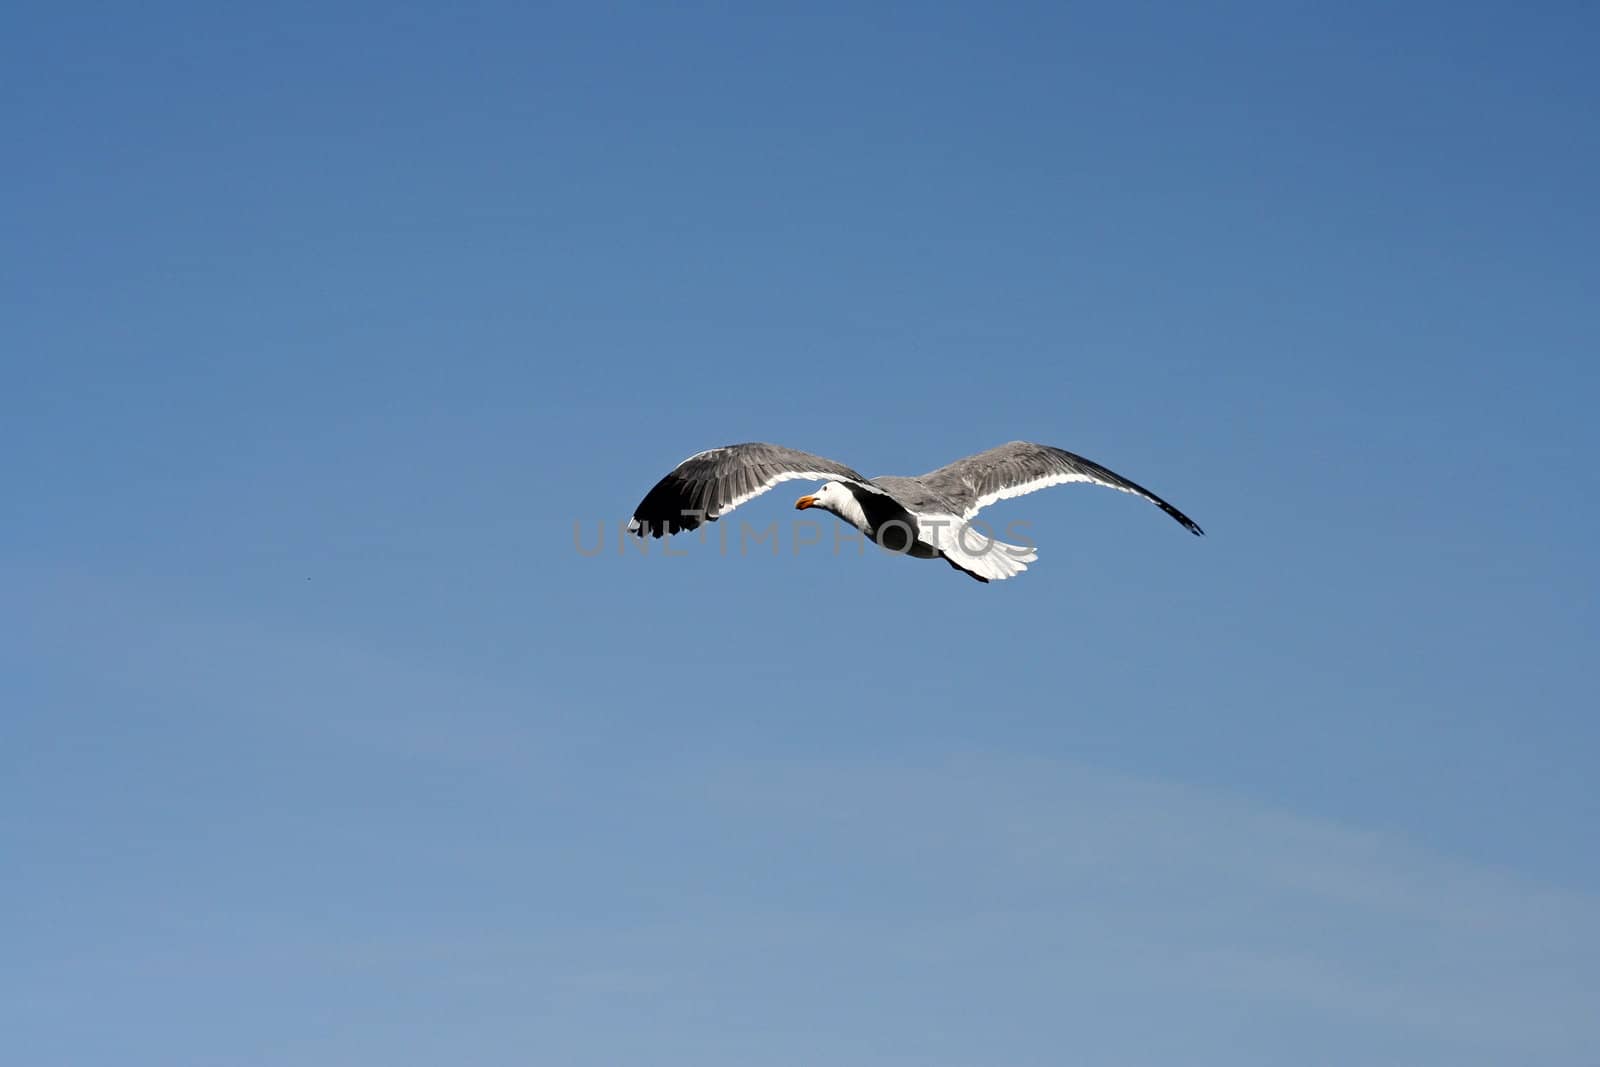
[5, 2, 1598, 1063]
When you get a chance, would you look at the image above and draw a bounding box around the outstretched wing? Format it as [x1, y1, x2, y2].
[917, 441, 1203, 535]
[628, 443, 878, 537]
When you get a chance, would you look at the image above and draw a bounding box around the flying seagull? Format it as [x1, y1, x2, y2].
[628, 441, 1202, 582]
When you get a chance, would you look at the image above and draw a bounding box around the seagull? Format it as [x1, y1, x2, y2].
[628, 441, 1202, 583]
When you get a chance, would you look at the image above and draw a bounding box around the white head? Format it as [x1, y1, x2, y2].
[796, 481, 874, 536]
[794, 481, 851, 516]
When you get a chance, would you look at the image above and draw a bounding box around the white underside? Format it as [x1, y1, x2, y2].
[915, 512, 1038, 582]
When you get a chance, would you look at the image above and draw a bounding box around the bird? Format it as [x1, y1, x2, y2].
[628, 441, 1202, 583]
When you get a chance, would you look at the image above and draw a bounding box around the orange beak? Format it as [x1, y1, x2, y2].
[795, 495, 817, 510]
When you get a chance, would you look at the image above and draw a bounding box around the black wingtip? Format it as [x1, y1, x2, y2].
[1154, 499, 1204, 537]
[627, 518, 676, 539]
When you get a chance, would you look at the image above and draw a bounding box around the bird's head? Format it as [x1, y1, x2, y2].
[795, 482, 846, 513]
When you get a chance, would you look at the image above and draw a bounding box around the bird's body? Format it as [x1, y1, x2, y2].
[628, 441, 1202, 582]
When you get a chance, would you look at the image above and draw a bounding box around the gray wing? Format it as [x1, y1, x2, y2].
[917, 441, 1204, 535]
[629, 442, 877, 537]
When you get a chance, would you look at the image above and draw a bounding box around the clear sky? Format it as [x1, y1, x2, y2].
[5, 2, 1598, 1064]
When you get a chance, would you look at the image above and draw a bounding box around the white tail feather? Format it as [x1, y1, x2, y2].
[918, 513, 1037, 582]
